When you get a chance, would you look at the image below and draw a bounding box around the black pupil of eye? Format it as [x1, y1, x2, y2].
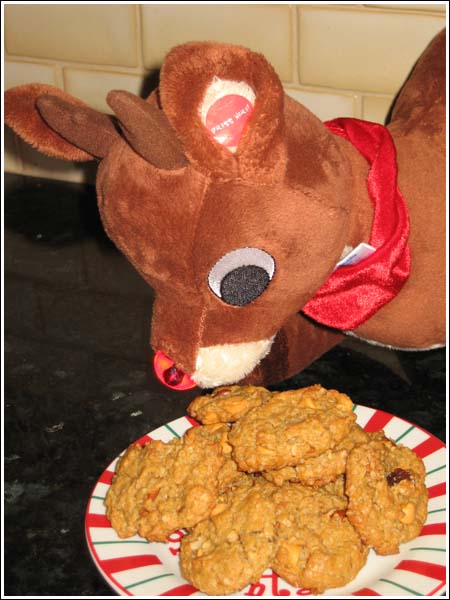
[220, 265, 270, 306]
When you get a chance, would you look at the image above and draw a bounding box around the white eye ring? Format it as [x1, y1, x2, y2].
[208, 247, 275, 304]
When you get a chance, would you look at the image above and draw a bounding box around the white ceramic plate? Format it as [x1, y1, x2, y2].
[85, 406, 446, 596]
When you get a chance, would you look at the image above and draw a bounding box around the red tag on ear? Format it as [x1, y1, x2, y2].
[205, 94, 254, 148]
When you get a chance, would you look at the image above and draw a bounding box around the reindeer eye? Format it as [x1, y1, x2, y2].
[208, 247, 275, 306]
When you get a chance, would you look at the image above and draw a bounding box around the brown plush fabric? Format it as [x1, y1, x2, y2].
[159, 41, 287, 183]
[189, 181, 349, 340]
[243, 313, 344, 386]
[107, 90, 188, 169]
[355, 29, 446, 348]
[389, 29, 446, 134]
[4, 32, 446, 387]
[36, 94, 119, 159]
[5, 84, 101, 161]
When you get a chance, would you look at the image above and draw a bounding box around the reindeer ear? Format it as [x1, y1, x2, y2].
[107, 90, 188, 169]
[159, 42, 287, 182]
[5, 84, 119, 161]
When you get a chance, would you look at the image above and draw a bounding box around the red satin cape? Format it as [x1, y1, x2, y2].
[302, 118, 410, 330]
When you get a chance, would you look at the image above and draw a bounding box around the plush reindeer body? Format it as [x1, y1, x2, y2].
[351, 30, 446, 349]
[5, 30, 445, 389]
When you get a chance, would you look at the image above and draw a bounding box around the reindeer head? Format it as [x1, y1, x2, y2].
[5, 42, 352, 389]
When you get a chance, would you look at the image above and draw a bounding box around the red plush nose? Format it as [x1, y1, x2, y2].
[153, 350, 197, 390]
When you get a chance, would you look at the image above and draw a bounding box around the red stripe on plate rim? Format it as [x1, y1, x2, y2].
[184, 415, 200, 428]
[100, 553, 162, 575]
[357, 407, 445, 454]
[134, 433, 153, 447]
[395, 559, 446, 583]
[419, 522, 446, 536]
[412, 435, 446, 459]
[362, 409, 394, 432]
[84, 513, 133, 596]
[427, 581, 446, 596]
[427, 481, 446, 499]
[98, 469, 115, 485]
[352, 587, 381, 596]
[86, 513, 112, 528]
[159, 583, 199, 596]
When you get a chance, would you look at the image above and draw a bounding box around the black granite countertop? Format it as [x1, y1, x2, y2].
[4, 175, 446, 596]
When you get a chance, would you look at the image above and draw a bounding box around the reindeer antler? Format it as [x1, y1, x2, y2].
[107, 90, 188, 170]
[4, 83, 118, 161]
[37, 94, 119, 159]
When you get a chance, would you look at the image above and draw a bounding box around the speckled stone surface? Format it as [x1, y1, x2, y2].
[4, 175, 446, 596]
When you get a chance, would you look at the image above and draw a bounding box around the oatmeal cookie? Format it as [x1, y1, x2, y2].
[187, 385, 272, 424]
[321, 474, 347, 499]
[345, 438, 428, 555]
[272, 484, 368, 593]
[104, 424, 235, 542]
[180, 477, 277, 595]
[229, 385, 356, 472]
[263, 424, 384, 487]
[188, 423, 246, 492]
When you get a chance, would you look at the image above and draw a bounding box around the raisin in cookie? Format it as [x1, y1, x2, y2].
[188, 385, 272, 424]
[180, 477, 277, 595]
[105, 424, 234, 542]
[345, 438, 428, 555]
[229, 385, 356, 472]
[272, 484, 368, 593]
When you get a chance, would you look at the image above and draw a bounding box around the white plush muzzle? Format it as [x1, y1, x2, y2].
[192, 337, 274, 388]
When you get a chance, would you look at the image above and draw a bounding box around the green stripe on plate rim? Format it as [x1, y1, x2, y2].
[378, 578, 423, 595]
[164, 423, 181, 438]
[427, 507, 446, 515]
[394, 425, 415, 443]
[125, 572, 174, 590]
[409, 546, 446, 552]
[93, 540, 149, 545]
[426, 464, 446, 476]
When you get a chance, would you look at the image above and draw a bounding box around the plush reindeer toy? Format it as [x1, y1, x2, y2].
[5, 30, 446, 390]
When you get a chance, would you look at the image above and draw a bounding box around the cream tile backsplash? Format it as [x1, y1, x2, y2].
[5, 60, 58, 89]
[298, 6, 444, 94]
[141, 4, 293, 80]
[63, 68, 147, 113]
[362, 95, 396, 124]
[285, 87, 357, 121]
[5, 4, 138, 67]
[4, 3, 446, 182]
